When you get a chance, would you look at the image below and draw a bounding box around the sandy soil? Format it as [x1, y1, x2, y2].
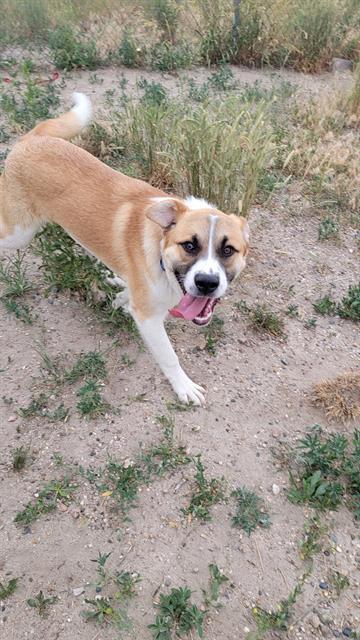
[0, 63, 359, 640]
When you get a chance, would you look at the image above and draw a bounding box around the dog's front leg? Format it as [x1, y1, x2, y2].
[135, 315, 205, 406]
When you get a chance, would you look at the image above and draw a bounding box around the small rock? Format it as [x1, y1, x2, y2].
[280, 358, 288, 366]
[58, 502, 68, 513]
[332, 57, 352, 73]
[72, 587, 84, 597]
[8, 415, 17, 422]
[272, 483, 280, 495]
[342, 628, 352, 638]
[164, 577, 171, 587]
[95, 586, 102, 593]
[319, 581, 329, 590]
[309, 614, 322, 630]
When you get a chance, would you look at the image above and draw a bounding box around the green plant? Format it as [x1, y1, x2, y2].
[203, 315, 225, 355]
[15, 477, 77, 525]
[201, 564, 229, 608]
[0, 73, 59, 130]
[138, 77, 168, 106]
[149, 41, 194, 71]
[27, 590, 58, 617]
[114, 571, 141, 599]
[289, 469, 343, 510]
[231, 487, 270, 535]
[318, 216, 339, 240]
[239, 302, 284, 336]
[76, 380, 109, 418]
[49, 26, 99, 70]
[149, 0, 179, 42]
[286, 304, 299, 318]
[251, 570, 310, 637]
[65, 351, 107, 384]
[149, 586, 205, 639]
[0, 252, 35, 324]
[116, 28, 143, 68]
[141, 415, 191, 478]
[329, 570, 350, 596]
[299, 515, 328, 561]
[182, 455, 226, 522]
[208, 65, 236, 91]
[0, 578, 18, 599]
[313, 295, 337, 315]
[83, 597, 119, 624]
[19, 393, 48, 418]
[338, 282, 360, 322]
[12, 446, 28, 471]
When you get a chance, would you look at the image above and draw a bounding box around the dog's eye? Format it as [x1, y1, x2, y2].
[222, 245, 236, 258]
[181, 240, 198, 254]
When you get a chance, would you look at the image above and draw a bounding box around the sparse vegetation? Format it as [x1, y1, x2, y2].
[14, 477, 78, 525]
[149, 586, 205, 639]
[236, 301, 285, 336]
[49, 26, 99, 70]
[0, 253, 34, 324]
[12, 446, 28, 470]
[203, 315, 225, 355]
[182, 455, 226, 522]
[313, 284, 360, 322]
[0, 577, 18, 599]
[231, 487, 271, 535]
[27, 590, 58, 617]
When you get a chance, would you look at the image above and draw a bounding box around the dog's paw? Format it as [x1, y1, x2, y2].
[106, 275, 127, 289]
[172, 374, 205, 406]
[112, 291, 130, 311]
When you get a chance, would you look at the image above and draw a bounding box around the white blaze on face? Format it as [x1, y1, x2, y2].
[184, 214, 228, 297]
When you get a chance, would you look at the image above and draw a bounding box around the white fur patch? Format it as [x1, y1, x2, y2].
[71, 92, 92, 128]
[184, 214, 228, 298]
[0, 224, 39, 252]
[185, 196, 214, 211]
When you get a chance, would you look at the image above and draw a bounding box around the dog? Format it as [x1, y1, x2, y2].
[0, 93, 249, 405]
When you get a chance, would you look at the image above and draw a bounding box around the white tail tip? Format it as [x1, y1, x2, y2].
[71, 92, 92, 127]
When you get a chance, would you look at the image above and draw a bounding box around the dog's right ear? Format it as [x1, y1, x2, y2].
[146, 197, 187, 229]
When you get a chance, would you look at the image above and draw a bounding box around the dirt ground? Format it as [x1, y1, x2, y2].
[0, 62, 359, 640]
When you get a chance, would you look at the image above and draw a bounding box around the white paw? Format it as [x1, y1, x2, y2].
[106, 275, 127, 289]
[112, 290, 130, 310]
[172, 373, 206, 406]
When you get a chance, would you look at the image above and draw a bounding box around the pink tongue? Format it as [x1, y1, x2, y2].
[169, 294, 210, 320]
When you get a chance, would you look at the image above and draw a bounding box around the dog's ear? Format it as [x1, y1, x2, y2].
[230, 214, 250, 246]
[146, 197, 187, 229]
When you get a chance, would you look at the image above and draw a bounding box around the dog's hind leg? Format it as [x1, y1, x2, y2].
[0, 223, 40, 253]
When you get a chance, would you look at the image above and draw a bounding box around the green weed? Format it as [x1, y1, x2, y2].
[329, 570, 350, 596]
[148, 0, 179, 43]
[19, 393, 48, 418]
[207, 65, 236, 91]
[0, 253, 35, 324]
[116, 28, 144, 68]
[250, 570, 310, 638]
[138, 77, 167, 106]
[231, 487, 270, 535]
[12, 446, 28, 471]
[141, 415, 191, 478]
[14, 477, 77, 525]
[0, 578, 18, 599]
[182, 455, 226, 522]
[203, 315, 225, 355]
[299, 515, 328, 561]
[27, 591, 58, 617]
[76, 380, 109, 418]
[313, 295, 337, 315]
[338, 282, 360, 322]
[149, 42, 194, 71]
[237, 301, 284, 336]
[286, 304, 299, 318]
[49, 26, 99, 70]
[318, 216, 339, 240]
[149, 586, 205, 639]
[65, 351, 107, 384]
[201, 564, 229, 608]
[0, 72, 59, 130]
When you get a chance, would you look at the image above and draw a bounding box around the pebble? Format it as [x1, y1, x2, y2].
[95, 586, 102, 593]
[272, 483, 280, 495]
[319, 581, 329, 590]
[164, 577, 171, 587]
[342, 628, 352, 638]
[309, 614, 321, 629]
[7, 415, 17, 422]
[72, 587, 84, 597]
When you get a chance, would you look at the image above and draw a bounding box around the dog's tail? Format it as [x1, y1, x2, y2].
[23, 92, 92, 141]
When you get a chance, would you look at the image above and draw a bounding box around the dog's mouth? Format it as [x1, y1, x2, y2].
[169, 293, 219, 326]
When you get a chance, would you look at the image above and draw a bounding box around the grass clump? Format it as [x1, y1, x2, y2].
[14, 477, 77, 525]
[203, 315, 225, 355]
[49, 25, 99, 70]
[149, 586, 205, 639]
[120, 95, 274, 216]
[313, 371, 360, 424]
[313, 295, 337, 315]
[76, 380, 109, 418]
[141, 415, 191, 478]
[149, 42, 194, 72]
[0, 253, 34, 324]
[116, 28, 144, 67]
[0, 578, 18, 599]
[287, 425, 360, 518]
[65, 351, 107, 384]
[12, 446, 28, 471]
[231, 487, 270, 535]
[0, 71, 59, 131]
[27, 591, 58, 617]
[236, 300, 284, 336]
[182, 455, 226, 522]
[313, 283, 360, 322]
[299, 515, 328, 561]
[318, 216, 339, 241]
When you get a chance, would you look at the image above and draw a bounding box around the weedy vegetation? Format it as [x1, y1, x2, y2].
[201, 564, 229, 609]
[236, 301, 285, 337]
[0, 252, 34, 324]
[12, 446, 28, 471]
[14, 477, 78, 525]
[0, 577, 18, 599]
[202, 315, 225, 355]
[182, 454, 226, 522]
[149, 586, 205, 639]
[313, 283, 360, 322]
[83, 552, 140, 632]
[231, 487, 271, 535]
[299, 515, 328, 561]
[76, 380, 109, 418]
[27, 591, 58, 617]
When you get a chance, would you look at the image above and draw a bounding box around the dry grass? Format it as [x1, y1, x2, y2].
[313, 372, 360, 423]
[284, 73, 360, 214]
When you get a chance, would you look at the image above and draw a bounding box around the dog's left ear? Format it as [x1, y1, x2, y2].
[230, 215, 250, 246]
[146, 197, 187, 229]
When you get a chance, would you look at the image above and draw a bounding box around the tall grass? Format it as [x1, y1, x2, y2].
[118, 96, 275, 216]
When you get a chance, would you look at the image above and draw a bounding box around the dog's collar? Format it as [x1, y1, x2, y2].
[160, 256, 165, 272]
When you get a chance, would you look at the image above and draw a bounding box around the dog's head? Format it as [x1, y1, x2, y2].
[147, 196, 249, 326]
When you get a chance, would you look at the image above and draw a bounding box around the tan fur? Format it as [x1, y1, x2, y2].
[0, 97, 250, 404]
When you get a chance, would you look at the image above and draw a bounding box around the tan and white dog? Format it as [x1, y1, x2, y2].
[0, 93, 249, 405]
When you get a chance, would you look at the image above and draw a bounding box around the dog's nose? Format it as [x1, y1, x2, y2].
[194, 273, 220, 295]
